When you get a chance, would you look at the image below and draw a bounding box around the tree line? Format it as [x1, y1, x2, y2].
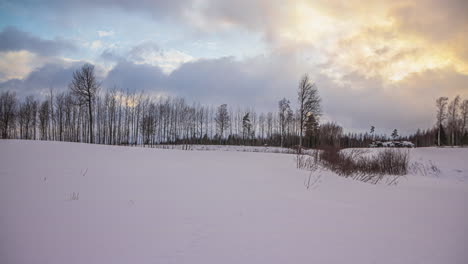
[1, 63, 466, 149]
[0, 64, 325, 149]
[434, 96, 468, 146]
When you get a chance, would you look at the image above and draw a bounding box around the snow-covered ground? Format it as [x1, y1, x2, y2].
[1, 140, 467, 264]
[151, 144, 301, 154]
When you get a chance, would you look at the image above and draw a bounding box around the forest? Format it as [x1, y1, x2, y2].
[1, 64, 467, 149]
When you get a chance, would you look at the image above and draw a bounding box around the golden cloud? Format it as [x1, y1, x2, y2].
[244, 0, 468, 83]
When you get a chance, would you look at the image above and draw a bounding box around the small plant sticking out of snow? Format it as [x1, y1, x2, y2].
[296, 149, 320, 171]
[69, 192, 80, 201]
[296, 150, 323, 189]
[304, 172, 322, 189]
[410, 160, 441, 177]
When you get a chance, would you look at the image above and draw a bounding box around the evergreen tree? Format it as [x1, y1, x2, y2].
[391, 129, 399, 140]
[242, 112, 252, 142]
[304, 113, 319, 148]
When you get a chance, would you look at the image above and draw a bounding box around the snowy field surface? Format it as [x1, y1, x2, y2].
[152, 144, 302, 154]
[1, 140, 468, 264]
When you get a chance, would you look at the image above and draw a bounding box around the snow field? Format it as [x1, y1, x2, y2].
[1, 140, 467, 264]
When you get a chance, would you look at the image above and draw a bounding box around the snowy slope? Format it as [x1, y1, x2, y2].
[1, 140, 467, 264]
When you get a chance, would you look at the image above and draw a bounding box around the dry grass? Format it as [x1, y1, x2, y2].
[297, 147, 409, 184]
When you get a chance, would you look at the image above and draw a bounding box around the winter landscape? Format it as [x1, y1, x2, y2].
[1, 0, 468, 264]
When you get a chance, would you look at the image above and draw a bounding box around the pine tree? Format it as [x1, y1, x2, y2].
[391, 129, 399, 140]
[242, 112, 252, 142]
[304, 113, 319, 148]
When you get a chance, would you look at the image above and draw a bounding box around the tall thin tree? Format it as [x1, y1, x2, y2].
[447, 95, 460, 146]
[297, 74, 321, 151]
[69, 64, 100, 143]
[215, 104, 229, 139]
[435, 97, 448, 146]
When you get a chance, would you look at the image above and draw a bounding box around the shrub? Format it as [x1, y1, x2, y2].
[297, 147, 409, 184]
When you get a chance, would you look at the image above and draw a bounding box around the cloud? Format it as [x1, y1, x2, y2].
[389, 0, 468, 43]
[102, 54, 295, 108]
[102, 42, 195, 74]
[100, 49, 123, 62]
[0, 62, 87, 97]
[90, 40, 104, 50]
[103, 60, 167, 91]
[0, 50, 77, 81]
[7, 0, 192, 20]
[190, 0, 468, 83]
[97, 30, 114, 37]
[0, 26, 77, 56]
[130, 43, 194, 73]
[102, 51, 311, 109]
[6, 1, 467, 80]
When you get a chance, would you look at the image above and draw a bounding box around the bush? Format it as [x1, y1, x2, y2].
[297, 147, 409, 184]
[323, 147, 409, 184]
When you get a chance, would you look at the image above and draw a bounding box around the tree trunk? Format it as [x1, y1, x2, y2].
[88, 99, 93, 144]
[299, 126, 303, 153]
[438, 126, 441, 147]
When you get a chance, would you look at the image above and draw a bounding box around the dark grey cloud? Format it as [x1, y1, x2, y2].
[0, 62, 85, 97]
[0, 27, 77, 56]
[103, 54, 301, 110]
[104, 60, 167, 91]
[168, 58, 270, 104]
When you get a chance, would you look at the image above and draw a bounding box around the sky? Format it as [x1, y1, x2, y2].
[0, 0, 467, 135]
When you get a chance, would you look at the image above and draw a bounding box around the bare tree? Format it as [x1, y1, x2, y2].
[38, 100, 50, 140]
[0, 91, 17, 139]
[297, 74, 321, 151]
[319, 122, 342, 148]
[215, 104, 229, 139]
[435, 97, 448, 146]
[69, 64, 100, 143]
[18, 96, 37, 139]
[461, 99, 468, 143]
[447, 95, 460, 146]
[278, 98, 292, 148]
[258, 113, 266, 140]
